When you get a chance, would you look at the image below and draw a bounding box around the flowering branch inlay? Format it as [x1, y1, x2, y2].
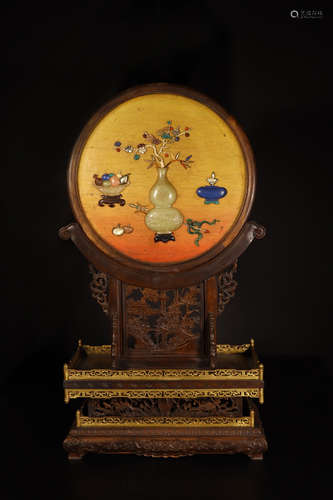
[114, 121, 194, 170]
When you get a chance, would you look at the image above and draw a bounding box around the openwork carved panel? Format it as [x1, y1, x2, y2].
[89, 265, 109, 314]
[124, 284, 203, 354]
[87, 397, 243, 418]
[217, 260, 238, 314]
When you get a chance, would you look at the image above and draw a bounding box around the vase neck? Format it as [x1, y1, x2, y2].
[156, 166, 168, 180]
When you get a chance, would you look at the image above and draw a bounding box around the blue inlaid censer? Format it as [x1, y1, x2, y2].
[196, 172, 227, 204]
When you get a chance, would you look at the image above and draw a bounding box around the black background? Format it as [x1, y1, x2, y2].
[3, 3, 332, 499]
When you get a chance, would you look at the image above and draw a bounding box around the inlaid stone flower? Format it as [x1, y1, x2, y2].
[115, 121, 193, 170]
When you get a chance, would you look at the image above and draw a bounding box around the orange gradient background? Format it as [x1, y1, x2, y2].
[78, 94, 247, 264]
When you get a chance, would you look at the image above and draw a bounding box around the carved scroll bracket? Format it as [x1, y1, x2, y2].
[89, 264, 109, 314]
[253, 224, 266, 239]
[58, 223, 74, 240]
[208, 312, 217, 369]
[217, 260, 238, 314]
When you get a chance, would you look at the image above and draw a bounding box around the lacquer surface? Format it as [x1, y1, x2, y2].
[77, 93, 247, 263]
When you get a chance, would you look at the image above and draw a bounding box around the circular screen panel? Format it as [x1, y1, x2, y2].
[73, 88, 253, 266]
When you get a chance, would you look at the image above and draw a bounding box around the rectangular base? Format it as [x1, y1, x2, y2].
[63, 401, 267, 460]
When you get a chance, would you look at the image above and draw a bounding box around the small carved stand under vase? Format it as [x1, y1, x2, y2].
[59, 84, 268, 460]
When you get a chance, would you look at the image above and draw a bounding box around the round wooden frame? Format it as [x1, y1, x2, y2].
[66, 83, 257, 288]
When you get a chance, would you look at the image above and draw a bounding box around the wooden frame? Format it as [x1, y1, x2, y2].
[64, 83, 257, 289]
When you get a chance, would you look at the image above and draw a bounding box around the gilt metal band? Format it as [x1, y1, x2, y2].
[259, 387, 264, 404]
[76, 412, 255, 428]
[65, 388, 261, 402]
[67, 367, 259, 380]
[216, 344, 250, 354]
[82, 345, 111, 354]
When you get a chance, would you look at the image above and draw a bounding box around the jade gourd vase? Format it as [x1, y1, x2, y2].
[145, 167, 183, 237]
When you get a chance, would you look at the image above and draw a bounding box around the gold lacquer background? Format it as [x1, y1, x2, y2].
[78, 94, 247, 263]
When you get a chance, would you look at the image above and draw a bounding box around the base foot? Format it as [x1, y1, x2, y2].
[248, 452, 264, 461]
[98, 195, 125, 207]
[154, 233, 175, 243]
[67, 452, 85, 461]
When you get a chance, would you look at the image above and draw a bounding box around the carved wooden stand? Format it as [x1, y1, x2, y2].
[59, 83, 268, 461]
[60, 222, 267, 461]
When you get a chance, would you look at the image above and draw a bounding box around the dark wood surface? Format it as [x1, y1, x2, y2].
[64, 380, 263, 390]
[72, 352, 256, 371]
[64, 428, 267, 461]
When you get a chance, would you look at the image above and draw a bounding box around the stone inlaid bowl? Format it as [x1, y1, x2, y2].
[196, 185, 228, 204]
[96, 181, 130, 196]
